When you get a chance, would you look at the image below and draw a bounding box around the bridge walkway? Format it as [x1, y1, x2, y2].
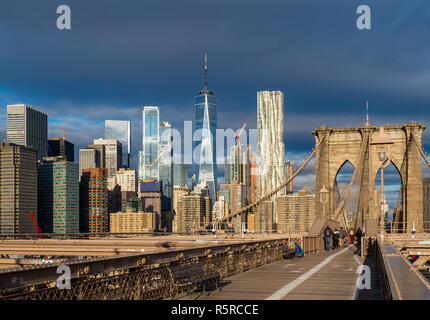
[197, 243, 382, 300]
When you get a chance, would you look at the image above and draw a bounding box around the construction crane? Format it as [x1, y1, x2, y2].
[60, 125, 66, 140]
[29, 211, 43, 239]
[234, 117, 250, 146]
[145, 150, 166, 181]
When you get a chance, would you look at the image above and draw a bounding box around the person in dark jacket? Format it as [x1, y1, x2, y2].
[332, 229, 340, 250]
[323, 226, 332, 251]
[355, 228, 363, 248]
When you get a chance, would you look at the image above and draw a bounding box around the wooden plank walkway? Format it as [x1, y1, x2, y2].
[196, 244, 382, 300]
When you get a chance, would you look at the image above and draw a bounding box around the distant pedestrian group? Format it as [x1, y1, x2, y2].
[323, 225, 363, 251]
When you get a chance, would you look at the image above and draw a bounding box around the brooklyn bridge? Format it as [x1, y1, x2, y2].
[1, 123, 429, 300]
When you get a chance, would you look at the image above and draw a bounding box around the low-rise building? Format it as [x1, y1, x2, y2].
[110, 210, 156, 233]
[276, 187, 315, 234]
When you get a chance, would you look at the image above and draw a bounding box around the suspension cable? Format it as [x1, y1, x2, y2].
[214, 135, 326, 225]
[333, 132, 369, 229]
[411, 131, 430, 167]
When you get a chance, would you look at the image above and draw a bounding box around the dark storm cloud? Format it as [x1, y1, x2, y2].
[0, 0, 429, 201]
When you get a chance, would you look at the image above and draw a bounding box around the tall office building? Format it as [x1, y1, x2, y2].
[140, 107, 160, 180]
[79, 148, 99, 178]
[174, 164, 188, 188]
[159, 122, 173, 214]
[87, 143, 106, 168]
[194, 54, 217, 203]
[140, 181, 162, 230]
[0, 143, 37, 234]
[80, 168, 109, 233]
[105, 120, 131, 168]
[114, 168, 137, 192]
[48, 139, 74, 162]
[37, 157, 79, 234]
[230, 144, 251, 203]
[219, 183, 231, 205]
[93, 139, 122, 180]
[7, 104, 48, 161]
[257, 91, 285, 198]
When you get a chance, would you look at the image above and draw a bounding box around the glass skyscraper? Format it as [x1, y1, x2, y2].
[194, 54, 217, 203]
[105, 120, 131, 168]
[140, 106, 159, 180]
[173, 164, 188, 188]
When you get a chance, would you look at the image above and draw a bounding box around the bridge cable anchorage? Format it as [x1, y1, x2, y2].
[333, 131, 370, 230]
[411, 131, 430, 167]
[202, 135, 327, 230]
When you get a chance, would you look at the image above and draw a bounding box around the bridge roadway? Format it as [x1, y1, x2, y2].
[197, 243, 382, 300]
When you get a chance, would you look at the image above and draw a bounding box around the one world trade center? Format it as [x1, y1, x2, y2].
[194, 54, 217, 203]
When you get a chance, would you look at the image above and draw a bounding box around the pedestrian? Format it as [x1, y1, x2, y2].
[323, 225, 332, 251]
[355, 228, 363, 248]
[333, 229, 340, 250]
[339, 227, 346, 247]
[348, 228, 355, 244]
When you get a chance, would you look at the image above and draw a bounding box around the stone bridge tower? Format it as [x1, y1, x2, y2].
[313, 122, 425, 233]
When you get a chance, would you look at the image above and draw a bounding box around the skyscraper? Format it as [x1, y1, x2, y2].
[230, 144, 251, 203]
[159, 122, 173, 217]
[48, 138, 74, 162]
[93, 139, 122, 180]
[80, 168, 109, 233]
[87, 143, 106, 168]
[173, 164, 188, 187]
[79, 148, 99, 178]
[140, 107, 160, 180]
[105, 120, 131, 169]
[0, 143, 38, 234]
[37, 157, 79, 234]
[257, 91, 285, 198]
[7, 104, 48, 161]
[194, 54, 217, 203]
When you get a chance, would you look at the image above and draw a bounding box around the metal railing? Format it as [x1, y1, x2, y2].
[387, 221, 430, 234]
[0, 237, 293, 300]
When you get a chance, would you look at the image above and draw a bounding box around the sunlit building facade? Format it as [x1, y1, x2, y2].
[7, 104, 48, 161]
[93, 139, 122, 180]
[105, 120, 131, 169]
[257, 91, 286, 199]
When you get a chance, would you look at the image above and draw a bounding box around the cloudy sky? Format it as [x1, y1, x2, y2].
[0, 0, 429, 210]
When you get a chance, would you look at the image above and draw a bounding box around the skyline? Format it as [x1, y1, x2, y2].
[0, 0, 430, 211]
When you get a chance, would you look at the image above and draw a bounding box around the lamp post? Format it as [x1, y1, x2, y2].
[212, 221, 217, 239]
[320, 185, 329, 218]
[378, 151, 390, 239]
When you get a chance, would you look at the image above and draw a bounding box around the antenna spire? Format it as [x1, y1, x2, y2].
[366, 100, 369, 126]
[204, 53, 208, 90]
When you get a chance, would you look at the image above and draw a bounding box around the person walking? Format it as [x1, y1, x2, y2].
[333, 229, 340, 250]
[339, 227, 346, 247]
[348, 228, 355, 244]
[323, 226, 332, 251]
[355, 228, 363, 248]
